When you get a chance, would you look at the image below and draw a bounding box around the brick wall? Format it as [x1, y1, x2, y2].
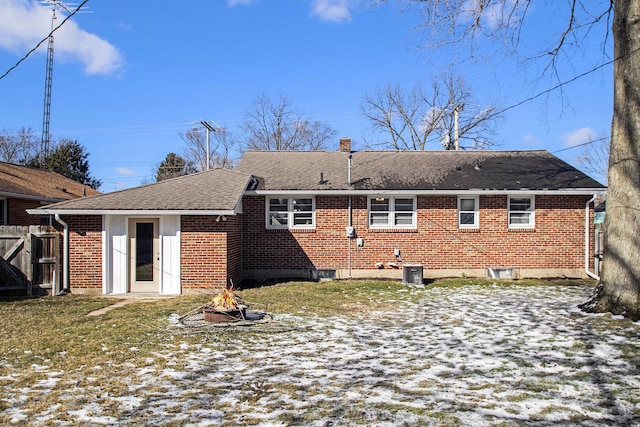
[181, 215, 241, 290]
[7, 198, 46, 226]
[65, 215, 102, 289]
[242, 194, 593, 274]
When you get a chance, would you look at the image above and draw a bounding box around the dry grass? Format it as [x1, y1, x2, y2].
[1, 278, 637, 426]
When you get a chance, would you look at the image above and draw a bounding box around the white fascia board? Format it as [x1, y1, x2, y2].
[246, 188, 606, 196]
[27, 209, 239, 216]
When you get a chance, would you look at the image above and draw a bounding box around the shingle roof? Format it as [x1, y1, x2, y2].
[34, 150, 604, 214]
[236, 150, 605, 191]
[36, 168, 253, 212]
[0, 162, 101, 201]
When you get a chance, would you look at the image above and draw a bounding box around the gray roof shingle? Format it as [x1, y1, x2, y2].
[37, 168, 252, 212]
[36, 150, 605, 214]
[236, 150, 605, 191]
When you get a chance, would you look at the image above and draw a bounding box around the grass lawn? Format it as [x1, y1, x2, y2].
[1, 278, 639, 426]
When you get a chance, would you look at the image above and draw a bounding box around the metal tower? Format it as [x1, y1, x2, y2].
[40, 1, 71, 165]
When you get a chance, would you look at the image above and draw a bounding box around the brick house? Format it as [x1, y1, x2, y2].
[0, 161, 100, 226]
[31, 142, 606, 295]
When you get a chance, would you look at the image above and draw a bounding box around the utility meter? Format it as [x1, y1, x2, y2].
[345, 226, 356, 238]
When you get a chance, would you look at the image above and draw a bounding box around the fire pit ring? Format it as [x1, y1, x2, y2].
[176, 309, 274, 329]
[203, 306, 247, 322]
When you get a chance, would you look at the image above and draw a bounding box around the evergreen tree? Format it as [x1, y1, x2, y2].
[29, 139, 102, 190]
[155, 152, 197, 182]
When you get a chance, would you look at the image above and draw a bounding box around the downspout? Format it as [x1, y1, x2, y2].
[54, 214, 69, 294]
[348, 194, 352, 279]
[347, 153, 353, 279]
[585, 194, 599, 280]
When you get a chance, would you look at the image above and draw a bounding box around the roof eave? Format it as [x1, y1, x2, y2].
[27, 208, 240, 216]
[0, 191, 68, 203]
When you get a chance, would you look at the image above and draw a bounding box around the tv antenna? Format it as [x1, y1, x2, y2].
[39, 1, 89, 165]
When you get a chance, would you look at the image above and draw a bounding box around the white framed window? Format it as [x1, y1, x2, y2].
[0, 198, 5, 225]
[508, 195, 535, 228]
[266, 196, 315, 229]
[458, 196, 479, 228]
[368, 196, 416, 228]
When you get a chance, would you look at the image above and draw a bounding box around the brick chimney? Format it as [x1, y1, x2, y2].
[339, 137, 351, 152]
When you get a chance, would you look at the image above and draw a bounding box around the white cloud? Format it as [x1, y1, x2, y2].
[311, 0, 351, 22]
[561, 127, 596, 147]
[116, 167, 136, 176]
[0, 0, 123, 75]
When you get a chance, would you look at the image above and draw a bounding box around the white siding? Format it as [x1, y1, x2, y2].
[103, 215, 127, 294]
[160, 215, 181, 294]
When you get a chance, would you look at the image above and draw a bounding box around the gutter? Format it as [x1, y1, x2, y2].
[28, 208, 239, 216]
[54, 214, 69, 294]
[347, 154, 353, 279]
[246, 188, 605, 197]
[585, 194, 599, 280]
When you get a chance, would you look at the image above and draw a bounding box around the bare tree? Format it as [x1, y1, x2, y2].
[0, 127, 39, 164]
[576, 135, 609, 185]
[241, 93, 336, 151]
[362, 75, 498, 150]
[180, 125, 236, 171]
[381, 1, 640, 319]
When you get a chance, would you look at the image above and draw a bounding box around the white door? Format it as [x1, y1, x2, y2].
[129, 218, 159, 293]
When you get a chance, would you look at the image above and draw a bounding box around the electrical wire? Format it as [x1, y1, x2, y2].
[552, 135, 610, 154]
[0, 0, 90, 81]
[487, 57, 616, 120]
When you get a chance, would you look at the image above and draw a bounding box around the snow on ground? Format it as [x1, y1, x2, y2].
[3, 283, 640, 426]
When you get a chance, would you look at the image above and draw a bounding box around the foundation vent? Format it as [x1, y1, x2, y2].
[487, 267, 517, 279]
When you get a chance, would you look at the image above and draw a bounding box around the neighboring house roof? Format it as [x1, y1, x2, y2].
[30, 168, 254, 215]
[236, 150, 606, 193]
[0, 161, 100, 202]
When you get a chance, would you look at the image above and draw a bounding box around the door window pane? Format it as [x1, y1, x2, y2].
[136, 222, 154, 282]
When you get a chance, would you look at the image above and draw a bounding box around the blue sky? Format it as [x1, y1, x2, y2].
[0, 0, 613, 191]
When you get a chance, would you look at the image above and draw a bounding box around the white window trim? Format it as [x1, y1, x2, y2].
[266, 196, 315, 230]
[458, 195, 479, 229]
[508, 195, 535, 229]
[368, 196, 417, 229]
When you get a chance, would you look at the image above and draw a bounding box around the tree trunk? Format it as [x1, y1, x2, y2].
[580, 0, 640, 320]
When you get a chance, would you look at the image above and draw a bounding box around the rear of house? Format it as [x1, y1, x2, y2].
[237, 147, 604, 281]
[30, 146, 605, 296]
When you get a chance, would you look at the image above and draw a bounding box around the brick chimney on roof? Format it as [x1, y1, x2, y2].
[339, 137, 351, 152]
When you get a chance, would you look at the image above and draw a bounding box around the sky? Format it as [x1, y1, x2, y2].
[0, 0, 613, 192]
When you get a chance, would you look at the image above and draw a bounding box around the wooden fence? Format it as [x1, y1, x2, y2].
[0, 226, 59, 295]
